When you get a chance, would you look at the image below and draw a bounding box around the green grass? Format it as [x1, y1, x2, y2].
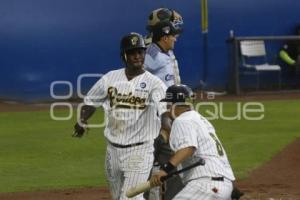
[0, 110, 107, 193]
[200, 100, 300, 178]
[0, 99, 299, 193]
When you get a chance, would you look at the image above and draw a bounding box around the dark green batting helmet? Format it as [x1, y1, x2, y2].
[161, 84, 194, 103]
[120, 32, 146, 57]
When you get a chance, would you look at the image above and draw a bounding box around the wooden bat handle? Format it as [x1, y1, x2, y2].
[126, 158, 205, 198]
[125, 181, 151, 198]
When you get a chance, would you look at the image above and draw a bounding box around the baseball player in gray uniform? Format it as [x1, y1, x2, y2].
[144, 8, 185, 200]
[150, 84, 236, 200]
[145, 8, 183, 200]
[72, 32, 169, 200]
[144, 8, 183, 87]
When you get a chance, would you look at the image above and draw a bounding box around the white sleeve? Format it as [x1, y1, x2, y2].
[150, 79, 167, 116]
[84, 74, 108, 107]
[170, 120, 198, 152]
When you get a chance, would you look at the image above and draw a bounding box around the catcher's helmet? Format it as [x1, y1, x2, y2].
[147, 8, 183, 33]
[161, 84, 194, 103]
[120, 32, 146, 60]
[152, 20, 182, 40]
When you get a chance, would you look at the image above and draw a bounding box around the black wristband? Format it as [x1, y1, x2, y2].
[161, 162, 176, 174]
[80, 105, 96, 122]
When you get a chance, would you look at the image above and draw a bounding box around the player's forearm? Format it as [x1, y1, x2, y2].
[161, 111, 172, 132]
[159, 112, 172, 141]
[79, 105, 96, 123]
[169, 146, 196, 167]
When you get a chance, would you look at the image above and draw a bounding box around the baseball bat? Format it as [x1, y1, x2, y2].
[126, 158, 205, 198]
[126, 181, 152, 198]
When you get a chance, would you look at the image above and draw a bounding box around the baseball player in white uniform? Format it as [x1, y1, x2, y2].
[150, 84, 236, 200]
[72, 32, 168, 200]
[144, 8, 185, 200]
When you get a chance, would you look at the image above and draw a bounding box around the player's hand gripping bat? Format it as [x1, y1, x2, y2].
[126, 158, 205, 198]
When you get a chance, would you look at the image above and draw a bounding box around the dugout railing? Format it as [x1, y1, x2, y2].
[228, 35, 300, 95]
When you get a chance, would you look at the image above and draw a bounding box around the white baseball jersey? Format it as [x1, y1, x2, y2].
[84, 68, 167, 145]
[84, 68, 167, 200]
[144, 43, 181, 87]
[170, 110, 235, 200]
[170, 110, 235, 184]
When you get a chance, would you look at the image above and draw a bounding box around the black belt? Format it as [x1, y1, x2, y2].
[211, 177, 224, 181]
[109, 141, 144, 148]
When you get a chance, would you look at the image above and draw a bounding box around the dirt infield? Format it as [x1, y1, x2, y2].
[0, 188, 111, 200]
[0, 101, 51, 112]
[0, 138, 299, 200]
[237, 138, 300, 200]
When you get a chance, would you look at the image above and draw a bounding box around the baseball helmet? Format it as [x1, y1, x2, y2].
[161, 84, 194, 103]
[146, 8, 183, 33]
[120, 32, 146, 60]
[151, 20, 182, 40]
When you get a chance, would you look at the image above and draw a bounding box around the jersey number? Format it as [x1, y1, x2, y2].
[209, 133, 224, 156]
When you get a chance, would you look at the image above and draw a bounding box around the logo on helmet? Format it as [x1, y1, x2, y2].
[131, 36, 139, 46]
[162, 26, 170, 34]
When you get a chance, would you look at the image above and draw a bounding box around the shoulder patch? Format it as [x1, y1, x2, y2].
[146, 44, 160, 58]
[165, 74, 174, 81]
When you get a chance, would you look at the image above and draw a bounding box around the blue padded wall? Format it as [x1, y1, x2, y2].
[0, 0, 299, 101]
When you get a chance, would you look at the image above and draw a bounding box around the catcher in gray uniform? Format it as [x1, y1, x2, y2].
[144, 8, 185, 200]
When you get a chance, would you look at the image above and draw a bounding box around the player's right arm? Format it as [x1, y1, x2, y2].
[72, 105, 97, 137]
[168, 147, 196, 166]
[73, 74, 108, 137]
[160, 112, 172, 140]
[150, 146, 195, 187]
[150, 119, 198, 185]
[169, 119, 199, 155]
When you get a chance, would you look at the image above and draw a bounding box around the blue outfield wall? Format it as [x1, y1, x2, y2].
[0, 0, 299, 101]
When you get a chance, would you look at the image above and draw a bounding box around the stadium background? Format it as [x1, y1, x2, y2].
[0, 1, 300, 199]
[1, 0, 300, 101]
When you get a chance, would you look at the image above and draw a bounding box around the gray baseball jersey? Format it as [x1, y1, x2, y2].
[145, 43, 184, 200]
[144, 43, 181, 87]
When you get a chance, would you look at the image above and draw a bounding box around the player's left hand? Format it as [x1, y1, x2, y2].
[72, 122, 88, 138]
[149, 170, 167, 187]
